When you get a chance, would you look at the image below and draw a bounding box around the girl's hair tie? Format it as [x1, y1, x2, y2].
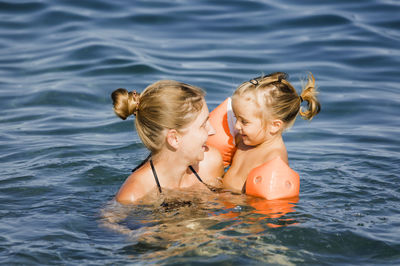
[249, 78, 259, 85]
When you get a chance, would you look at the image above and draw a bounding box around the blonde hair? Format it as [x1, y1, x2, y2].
[111, 80, 205, 153]
[232, 72, 320, 130]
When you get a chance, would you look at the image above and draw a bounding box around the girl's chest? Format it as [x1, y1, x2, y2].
[223, 149, 265, 191]
[233, 148, 266, 171]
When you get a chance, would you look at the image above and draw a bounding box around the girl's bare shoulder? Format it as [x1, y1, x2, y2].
[202, 146, 224, 173]
[263, 145, 288, 164]
[193, 146, 224, 186]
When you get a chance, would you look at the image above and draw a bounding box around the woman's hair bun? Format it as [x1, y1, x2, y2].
[111, 88, 140, 120]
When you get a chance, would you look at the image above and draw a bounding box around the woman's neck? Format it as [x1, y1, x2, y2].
[150, 150, 190, 189]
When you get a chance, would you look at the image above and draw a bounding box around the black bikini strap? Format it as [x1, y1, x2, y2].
[189, 165, 218, 192]
[150, 158, 162, 193]
[241, 180, 247, 194]
[132, 154, 151, 173]
[188, 165, 206, 185]
[149, 162, 216, 194]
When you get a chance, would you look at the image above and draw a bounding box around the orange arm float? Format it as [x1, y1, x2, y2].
[206, 98, 237, 168]
[246, 157, 300, 200]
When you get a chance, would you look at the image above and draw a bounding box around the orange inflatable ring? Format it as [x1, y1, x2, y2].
[206, 98, 237, 167]
[246, 157, 300, 200]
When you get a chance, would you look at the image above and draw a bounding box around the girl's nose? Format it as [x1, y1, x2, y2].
[235, 120, 241, 131]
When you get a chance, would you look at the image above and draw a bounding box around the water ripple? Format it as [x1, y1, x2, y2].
[1, 0, 400, 264]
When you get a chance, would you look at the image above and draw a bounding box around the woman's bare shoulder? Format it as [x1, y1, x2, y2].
[115, 163, 156, 204]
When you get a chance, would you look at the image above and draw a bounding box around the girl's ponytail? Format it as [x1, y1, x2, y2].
[299, 73, 321, 120]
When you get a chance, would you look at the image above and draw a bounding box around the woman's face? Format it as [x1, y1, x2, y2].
[179, 100, 215, 164]
[232, 96, 268, 146]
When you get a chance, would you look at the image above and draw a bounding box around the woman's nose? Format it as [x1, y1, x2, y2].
[207, 121, 216, 136]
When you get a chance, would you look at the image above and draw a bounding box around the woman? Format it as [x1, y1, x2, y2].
[111, 80, 224, 204]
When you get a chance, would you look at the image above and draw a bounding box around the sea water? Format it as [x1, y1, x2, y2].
[1, 0, 399, 264]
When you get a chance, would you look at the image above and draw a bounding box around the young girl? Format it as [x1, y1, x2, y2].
[111, 80, 224, 204]
[222, 72, 320, 193]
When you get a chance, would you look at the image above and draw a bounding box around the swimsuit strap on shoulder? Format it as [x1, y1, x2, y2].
[150, 158, 162, 193]
[241, 180, 247, 194]
[149, 161, 216, 194]
[189, 165, 218, 192]
[132, 154, 151, 173]
[188, 165, 205, 185]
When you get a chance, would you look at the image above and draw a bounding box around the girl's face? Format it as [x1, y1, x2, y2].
[179, 100, 215, 164]
[232, 96, 269, 146]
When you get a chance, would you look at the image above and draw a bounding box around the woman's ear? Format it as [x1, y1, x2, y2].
[270, 119, 283, 134]
[166, 129, 180, 150]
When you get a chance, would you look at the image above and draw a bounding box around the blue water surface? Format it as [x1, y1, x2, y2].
[1, 0, 400, 264]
